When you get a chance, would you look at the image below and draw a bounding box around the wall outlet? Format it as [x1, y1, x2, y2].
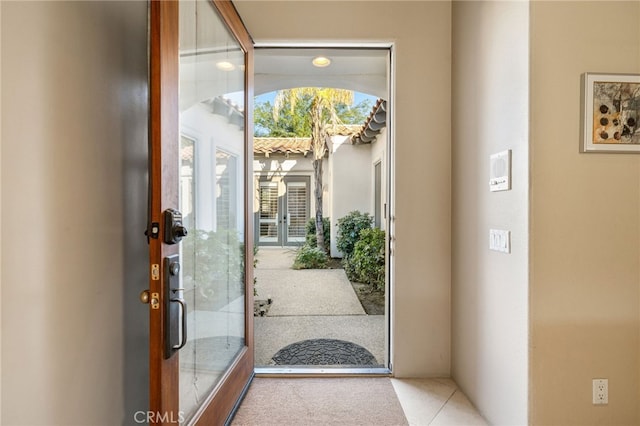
[592, 379, 608, 405]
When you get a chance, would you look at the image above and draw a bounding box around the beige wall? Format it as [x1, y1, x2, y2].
[530, 1, 640, 425]
[0, 3, 3, 420]
[236, 0, 452, 376]
[1, 1, 149, 424]
[451, 2, 529, 424]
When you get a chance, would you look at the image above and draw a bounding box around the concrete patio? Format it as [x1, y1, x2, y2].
[254, 247, 386, 367]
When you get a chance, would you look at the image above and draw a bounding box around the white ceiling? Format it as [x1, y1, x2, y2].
[254, 48, 389, 99]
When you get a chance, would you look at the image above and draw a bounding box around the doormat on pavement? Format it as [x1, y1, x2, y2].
[271, 338, 380, 366]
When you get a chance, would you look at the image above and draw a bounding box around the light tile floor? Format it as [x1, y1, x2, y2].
[391, 378, 487, 425]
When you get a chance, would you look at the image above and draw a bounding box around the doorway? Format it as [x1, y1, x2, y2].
[251, 47, 392, 373]
[258, 176, 310, 246]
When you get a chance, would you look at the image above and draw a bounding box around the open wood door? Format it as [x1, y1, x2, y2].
[146, 1, 254, 424]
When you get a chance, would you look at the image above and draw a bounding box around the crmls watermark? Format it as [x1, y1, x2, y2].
[134, 411, 185, 424]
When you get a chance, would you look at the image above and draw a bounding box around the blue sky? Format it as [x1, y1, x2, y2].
[255, 90, 377, 106]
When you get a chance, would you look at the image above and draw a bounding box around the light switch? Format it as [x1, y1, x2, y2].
[489, 229, 511, 253]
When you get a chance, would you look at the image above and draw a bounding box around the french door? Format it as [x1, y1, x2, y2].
[258, 176, 310, 246]
[147, 1, 254, 424]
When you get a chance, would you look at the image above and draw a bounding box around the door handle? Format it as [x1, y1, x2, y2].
[164, 255, 187, 358]
[170, 298, 187, 350]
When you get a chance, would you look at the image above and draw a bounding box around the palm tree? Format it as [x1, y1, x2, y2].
[273, 88, 355, 252]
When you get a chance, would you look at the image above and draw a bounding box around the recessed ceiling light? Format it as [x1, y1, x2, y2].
[216, 61, 235, 71]
[312, 56, 331, 68]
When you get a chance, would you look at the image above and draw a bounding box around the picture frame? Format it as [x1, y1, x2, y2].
[580, 73, 640, 153]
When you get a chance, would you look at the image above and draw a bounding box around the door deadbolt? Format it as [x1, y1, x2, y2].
[163, 208, 188, 244]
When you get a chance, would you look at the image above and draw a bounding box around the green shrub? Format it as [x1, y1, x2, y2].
[343, 256, 359, 283]
[292, 244, 329, 269]
[305, 217, 330, 251]
[336, 211, 373, 258]
[350, 228, 386, 291]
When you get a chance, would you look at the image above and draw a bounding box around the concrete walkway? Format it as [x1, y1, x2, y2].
[254, 247, 385, 367]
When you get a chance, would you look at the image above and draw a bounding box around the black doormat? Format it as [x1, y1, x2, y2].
[271, 338, 380, 366]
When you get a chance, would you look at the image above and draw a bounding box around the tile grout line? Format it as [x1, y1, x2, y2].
[427, 388, 457, 425]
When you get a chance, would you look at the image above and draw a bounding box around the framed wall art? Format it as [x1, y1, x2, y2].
[581, 73, 640, 153]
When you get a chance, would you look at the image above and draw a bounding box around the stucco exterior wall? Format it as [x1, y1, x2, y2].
[329, 135, 373, 257]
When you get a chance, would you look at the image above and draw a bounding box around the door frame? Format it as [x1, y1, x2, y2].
[251, 44, 395, 375]
[148, 1, 254, 424]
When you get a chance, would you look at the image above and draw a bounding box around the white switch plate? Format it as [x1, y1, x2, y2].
[489, 229, 511, 253]
[489, 150, 511, 192]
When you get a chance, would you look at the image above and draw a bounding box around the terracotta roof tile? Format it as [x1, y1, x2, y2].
[254, 137, 312, 155]
[253, 101, 387, 154]
[350, 99, 387, 145]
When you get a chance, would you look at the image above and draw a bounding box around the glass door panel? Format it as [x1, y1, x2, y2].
[178, 0, 246, 422]
[284, 180, 308, 244]
[258, 181, 279, 244]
